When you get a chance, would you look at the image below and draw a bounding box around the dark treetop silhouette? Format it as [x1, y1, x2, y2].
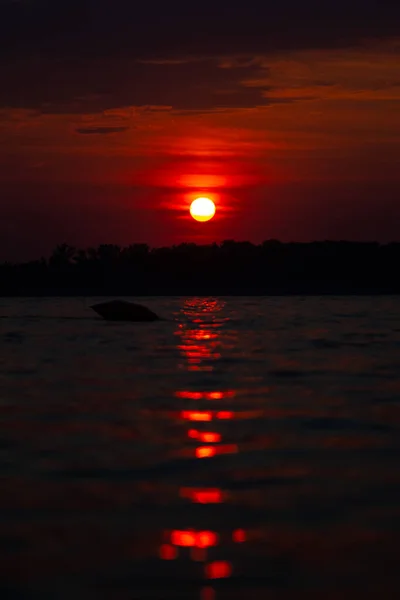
[1, 241, 399, 296]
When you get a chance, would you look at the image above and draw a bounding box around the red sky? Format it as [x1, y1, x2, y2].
[0, 1, 399, 260]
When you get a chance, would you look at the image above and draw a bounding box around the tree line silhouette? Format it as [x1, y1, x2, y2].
[1, 240, 399, 295]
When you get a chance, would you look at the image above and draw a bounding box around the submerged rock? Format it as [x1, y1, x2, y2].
[90, 300, 160, 322]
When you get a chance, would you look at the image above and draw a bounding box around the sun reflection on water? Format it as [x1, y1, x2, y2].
[159, 298, 247, 597]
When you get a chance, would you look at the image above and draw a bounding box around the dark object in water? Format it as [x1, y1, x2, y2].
[91, 300, 160, 322]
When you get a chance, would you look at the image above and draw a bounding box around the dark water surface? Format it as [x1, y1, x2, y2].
[1, 296, 400, 599]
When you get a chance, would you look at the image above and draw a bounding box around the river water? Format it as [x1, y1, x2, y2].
[1, 296, 400, 599]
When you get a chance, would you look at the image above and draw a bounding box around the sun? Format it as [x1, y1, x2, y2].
[190, 197, 216, 222]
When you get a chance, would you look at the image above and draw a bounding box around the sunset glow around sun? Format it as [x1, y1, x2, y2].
[190, 197, 216, 222]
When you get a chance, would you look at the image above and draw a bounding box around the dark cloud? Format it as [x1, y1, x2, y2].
[0, 0, 399, 112]
[75, 126, 129, 134]
[0, 57, 270, 113]
[1, 1, 399, 60]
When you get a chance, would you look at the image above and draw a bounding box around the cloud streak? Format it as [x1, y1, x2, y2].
[75, 126, 129, 135]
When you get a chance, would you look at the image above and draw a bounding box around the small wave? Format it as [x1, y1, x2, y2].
[268, 369, 305, 378]
[299, 417, 391, 433]
[0, 315, 97, 321]
[311, 338, 341, 349]
[3, 331, 25, 343]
